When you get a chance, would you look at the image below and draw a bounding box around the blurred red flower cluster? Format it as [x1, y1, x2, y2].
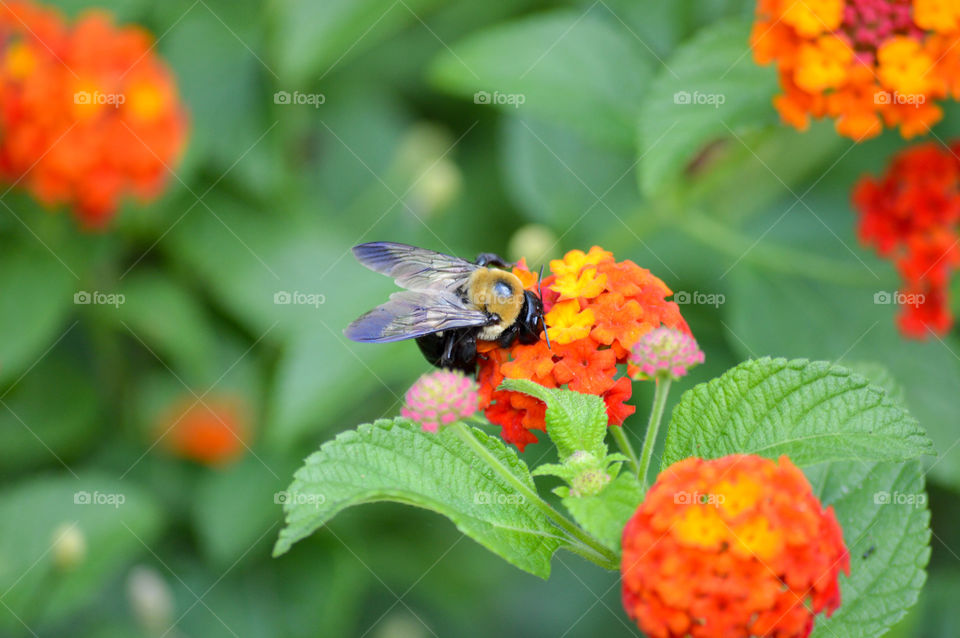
[853, 142, 960, 337]
[0, 0, 187, 227]
[477, 248, 690, 450]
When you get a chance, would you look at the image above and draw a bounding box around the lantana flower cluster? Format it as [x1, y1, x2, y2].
[621, 454, 849, 638]
[0, 0, 187, 227]
[752, 0, 960, 139]
[853, 142, 960, 337]
[159, 397, 249, 467]
[477, 247, 690, 450]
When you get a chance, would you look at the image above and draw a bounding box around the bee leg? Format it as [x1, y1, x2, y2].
[474, 252, 511, 269]
[497, 323, 520, 348]
[441, 329, 479, 374]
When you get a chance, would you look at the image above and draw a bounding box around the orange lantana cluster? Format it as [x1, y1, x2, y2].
[160, 397, 249, 467]
[477, 247, 690, 450]
[0, 0, 187, 227]
[752, 0, 960, 139]
[621, 455, 849, 638]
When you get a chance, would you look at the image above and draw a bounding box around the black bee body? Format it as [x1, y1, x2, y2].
[345, 242, 547, 373]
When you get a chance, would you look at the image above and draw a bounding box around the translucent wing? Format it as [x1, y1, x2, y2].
[345, 290, 490, 343]
[352, 242, 476, 292]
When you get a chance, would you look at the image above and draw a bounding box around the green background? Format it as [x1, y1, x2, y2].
[0, 0, 956, 635]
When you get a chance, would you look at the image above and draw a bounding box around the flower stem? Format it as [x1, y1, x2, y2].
[637, 377, 672, 493]
[609, 424, 640, 477]
[450, 422, 619, 570]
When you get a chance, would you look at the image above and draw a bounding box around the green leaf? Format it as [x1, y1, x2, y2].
[430, 10, 653, 149]
[662, 357, 931, 637]
[0, 243, 76, 385]
[663, 358, 933, 468]
[0, 351, 100, 472]
[114, 269, 218, 382]
[0, 474, 164, 631]
[500, 379, 608, 460]
[273, 418, 562, 578]
[272, 0, 444, 82]
[806, 460, 930, 637]
[638, 18, 778, 197]
[726, 266, 960, 491]
[192, 455, 293, 568]
[500, 113, 638, 228]
[561, 472, 643, 550]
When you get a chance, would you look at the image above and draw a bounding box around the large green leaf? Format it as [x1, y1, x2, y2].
[726, 267, 960, 490]
[663, 358, 933, 467]
[807, 460, 930, 638]
[273, 418, 562, 578]
[638, 18, 778, 197]
[430, 10, 653, 149]
[663, 358, 931, 637]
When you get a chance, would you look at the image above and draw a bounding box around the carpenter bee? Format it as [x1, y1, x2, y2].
[345, 242, 548, 373]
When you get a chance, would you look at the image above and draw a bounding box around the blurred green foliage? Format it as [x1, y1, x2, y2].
[0, 0, 957, 635]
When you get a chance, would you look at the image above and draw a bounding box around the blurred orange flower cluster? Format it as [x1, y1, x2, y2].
[160, 397, 250, 467]
[752, 0, 960, 139]
[0, 0, 187, 227]
[621, 455, 849, 638]
[477, 247, 690, 450]
[853, 141, 960, 337]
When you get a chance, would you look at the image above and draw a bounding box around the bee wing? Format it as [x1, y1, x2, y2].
[352, 242, 476, 292]
[345, 290, 490, 343]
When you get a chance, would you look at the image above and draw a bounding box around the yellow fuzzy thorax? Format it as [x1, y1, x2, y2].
[467, 268, 524, 330]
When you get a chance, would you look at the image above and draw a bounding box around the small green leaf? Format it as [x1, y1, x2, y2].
[663, 358, 933, 468]
[430, 10, 653, 149]
[561, 472, 644, 551]
[500, 379, 608, 460]
[638, 18, 778, 197]
[273, 418, 562, 578]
